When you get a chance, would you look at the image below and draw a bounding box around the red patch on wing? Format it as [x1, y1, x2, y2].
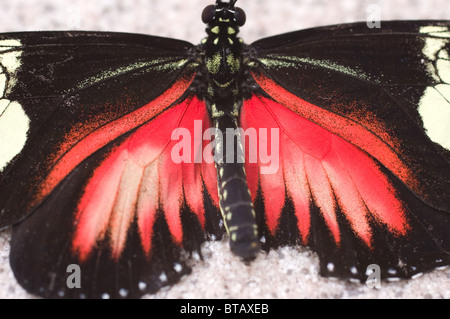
[251, 73, 420, 195]
[35, 74, 195, 207]
[241, 95, 410, 247]
[72, 96, 218, 261]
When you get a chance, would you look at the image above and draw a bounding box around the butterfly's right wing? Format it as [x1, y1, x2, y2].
[243, 21, 450, 281]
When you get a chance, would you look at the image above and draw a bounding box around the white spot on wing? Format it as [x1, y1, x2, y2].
[0, 98, 8, 114]
[0, 39, 23, 96]
[327, 263, 335, 272]
[436, 83, 450, 101]
[420, 26, 450, 38]
[419, 26, 450, 150]
[439, 49, 450, 60]
[173, 263, 183, 273]
[388, 268, 397, 275]
[419, 86, 450, 150]
[420, 26, 450, 81]
[159, 272, 168, 283]
[0, 100, 30, 172]
[422, 38, 448, 62]
[0, 54, 22, 95]
[0, 50, 22, 73]
[0, 73, 6, 96]
[119, 288, 129, 298]
[436, 58, 450, 83]
[138, 281, 147, 291]
[0, 39, 22, 54]
[0, 40, 28, 172]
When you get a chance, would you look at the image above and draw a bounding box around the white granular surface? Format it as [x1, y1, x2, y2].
[0, 0, 449, 299]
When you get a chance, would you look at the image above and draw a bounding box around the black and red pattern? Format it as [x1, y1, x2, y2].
[0, 1, 449, 298]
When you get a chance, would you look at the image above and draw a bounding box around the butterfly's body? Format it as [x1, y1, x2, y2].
[200, 2, 260, 260]
[0, 0, 449, 298]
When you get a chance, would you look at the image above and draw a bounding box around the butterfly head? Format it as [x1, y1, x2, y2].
[202, 0, 246, 27]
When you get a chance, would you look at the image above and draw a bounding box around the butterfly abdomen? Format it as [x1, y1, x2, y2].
[213, 111, 260, 261]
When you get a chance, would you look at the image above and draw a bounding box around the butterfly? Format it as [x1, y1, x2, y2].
[0, 0, 449, 299]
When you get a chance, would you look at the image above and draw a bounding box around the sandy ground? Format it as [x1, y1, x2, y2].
[0, 0, 449, 299]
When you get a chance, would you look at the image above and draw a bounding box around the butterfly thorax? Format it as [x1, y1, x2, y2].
[201, 1, 246, 116]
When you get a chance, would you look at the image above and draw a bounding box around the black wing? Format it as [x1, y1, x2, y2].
[245, 21, 450, 281]
[0, 32, 224, 299]
[0, 31, 195, 226]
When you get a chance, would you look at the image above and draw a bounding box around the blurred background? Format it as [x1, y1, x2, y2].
[0, 0, 449, 43]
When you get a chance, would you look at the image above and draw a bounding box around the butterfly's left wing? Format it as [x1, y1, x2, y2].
[0, 32, 222, 298]
[243, 21, 450, 281]
[0, 31, 198, 226]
